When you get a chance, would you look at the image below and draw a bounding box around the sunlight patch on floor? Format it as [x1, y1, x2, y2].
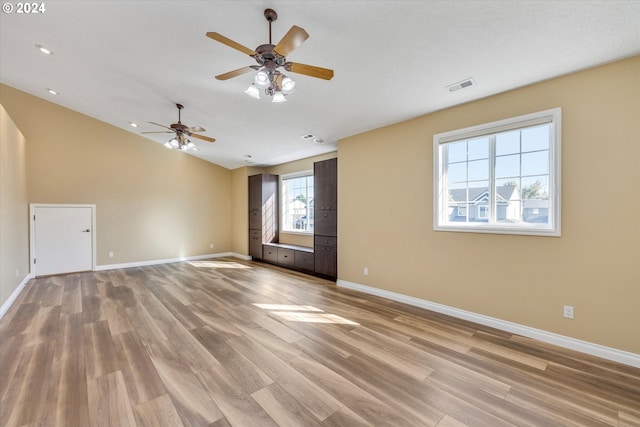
[188, 261, 252, 269]
[272, 311, 359, 325]
[253, 303, 359, 325]
[252, 303, 322, 312]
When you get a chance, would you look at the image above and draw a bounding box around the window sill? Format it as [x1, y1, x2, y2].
[280, 230, 314, 237]
[434, 224, 560, 237]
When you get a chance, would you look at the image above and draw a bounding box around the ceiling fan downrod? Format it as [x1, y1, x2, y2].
[264, 8, 278, 44]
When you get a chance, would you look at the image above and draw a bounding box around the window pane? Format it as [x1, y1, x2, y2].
[468, 137, 489, 160]
[522, 151, 549, 176]
[495, 178, 520, 190]
[521, 176, 549, 199]
[496, 130, 520, 155]
[447, 162, 467, 183]
[522, 124, 550, 153]
[447, 141, 467, 163]
[523, 198, 550, 224]
[495, 154, 520, 178]
[468, 159, 488, 181]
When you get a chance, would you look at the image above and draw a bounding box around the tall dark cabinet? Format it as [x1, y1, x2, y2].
[314, 158, 338, 279]
[248, 174, 278, 260]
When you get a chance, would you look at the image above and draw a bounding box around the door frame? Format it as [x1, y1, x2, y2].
[29, 203, 97, 276]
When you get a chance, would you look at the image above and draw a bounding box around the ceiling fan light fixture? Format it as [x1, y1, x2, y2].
[254, 70, 270, 89]
[244, 84, 260, 99]
[169, 137, 180, 148]
[164, 142, 173, 149]
[187, 141, 196, 149]
[272, 91, 286, 103]
[281, 76, 296, 94]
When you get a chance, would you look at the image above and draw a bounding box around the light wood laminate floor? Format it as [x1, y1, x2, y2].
[1, 258, 639, 426]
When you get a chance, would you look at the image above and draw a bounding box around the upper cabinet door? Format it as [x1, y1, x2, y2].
[314, 158, 338, 237]
[314, 158, 337, 211]
[248, 174, 263, 229]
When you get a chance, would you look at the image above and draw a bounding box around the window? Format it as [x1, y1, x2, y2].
[281, 172, 314, 233]
[433, 108, 561, 236]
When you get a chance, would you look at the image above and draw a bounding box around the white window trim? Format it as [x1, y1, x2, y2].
[280, 170, 314, 235]
[433, 108, 561, 237]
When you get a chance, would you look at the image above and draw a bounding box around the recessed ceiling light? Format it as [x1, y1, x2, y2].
[47, 88, 59, 95]
[129, 122, 138, 128]
[35, 44, 52, 55]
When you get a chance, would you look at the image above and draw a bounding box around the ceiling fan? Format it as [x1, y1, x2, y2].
[142, 103, 215, 151]
[206, 8, 334, 101]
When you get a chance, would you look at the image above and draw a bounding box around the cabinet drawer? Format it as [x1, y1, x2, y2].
[294, 251, 314, 272]
[277, 248, 295, 267]
[314, 235, 337, 248]
[263, 245, 278, 263]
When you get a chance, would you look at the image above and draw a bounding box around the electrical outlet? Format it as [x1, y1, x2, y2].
[364, 267, 369, 276]
[563, 305, 574, 319]
[109, 251, 114, 258]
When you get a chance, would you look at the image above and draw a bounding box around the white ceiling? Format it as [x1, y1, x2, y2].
[1, 1, 639, 169]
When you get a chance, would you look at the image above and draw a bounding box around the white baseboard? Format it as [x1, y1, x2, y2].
[0, 273, 34, 319]
[337, 279, 640, 369]
[95, 252, 250, 271]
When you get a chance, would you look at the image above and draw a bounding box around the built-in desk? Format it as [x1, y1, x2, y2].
[262, 243, 314, 273]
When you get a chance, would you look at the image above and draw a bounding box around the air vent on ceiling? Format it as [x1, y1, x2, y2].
[446, 78, 476, 92]
[301, 133, 315, 140]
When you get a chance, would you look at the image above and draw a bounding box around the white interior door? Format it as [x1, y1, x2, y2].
[33, 206, 94, 276]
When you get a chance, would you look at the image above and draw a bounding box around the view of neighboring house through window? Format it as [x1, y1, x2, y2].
[281, 172, 314, 233]
[433, 108, 561, 236]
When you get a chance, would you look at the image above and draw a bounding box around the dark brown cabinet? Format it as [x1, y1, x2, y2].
[294, 250, 314, 272]
[249, 161, 336, 280]
[314, 158, 337, 237]
[263, 243, 313, 273]
[314, 158, 338, 279]
[248, 174, 278, 260]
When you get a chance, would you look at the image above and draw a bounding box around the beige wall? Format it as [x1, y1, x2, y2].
[338, 56, 640, 354]
[0, 104, 30, 308]
[230, 166, 249, 255]
[0, 85, 232, 266]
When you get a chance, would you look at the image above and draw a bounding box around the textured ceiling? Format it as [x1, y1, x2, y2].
[1, 1, 639, 169]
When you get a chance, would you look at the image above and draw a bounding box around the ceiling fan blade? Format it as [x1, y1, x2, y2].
[215, 66, 254, 81]
[286, 62, 334, 80]
[206, 32, 257, 56]
[191, 133, 216, 143]
[273, 25, 309, 57]
[141, 131, 174, 134]
[188, 126, 206, 133]
[148, 121, 174, 130]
